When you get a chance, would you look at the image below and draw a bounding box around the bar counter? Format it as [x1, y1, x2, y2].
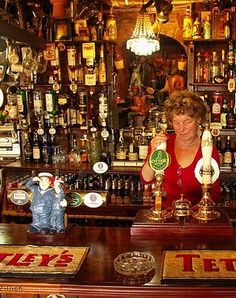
[0, 223, 236, 297]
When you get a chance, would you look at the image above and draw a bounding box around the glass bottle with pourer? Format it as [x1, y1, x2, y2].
[146, 115, 172, 220]
[192, 123, 220, 220]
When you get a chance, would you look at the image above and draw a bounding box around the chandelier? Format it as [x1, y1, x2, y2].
[126, 9, 160, 56]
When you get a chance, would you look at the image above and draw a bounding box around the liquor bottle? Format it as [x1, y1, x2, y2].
[220, 49, 228, 82]
[105, 6, 117, 41]
[116, 177, 124, 205]
[67, 46, 77, 91]
[224, 11, 232, 40]
[16, 89, 27, 116]
[57, 93, 68, 128]
[95, 11, 105, 41]
[228, 70, 236, 93]
[216, 136, 223, 167]
[211, 92, 222, 123]
[89, 127, 101, 166]
[212, 51, 222, 83]
[220, 98, 228, 128]
[77, 51, 84, 84]
[69, 92, 78, 127]
[84, 58, 96, 86]
[123, 178, 130, 205]
[226, 97, 236, 128]
[116, 129, 128, 160]
[87, 89, 96, 129]
[24, 129, 33, 163]
[68, 136, 80, 164]
[138, 127, 149, 160]
[202, 51, 211, 83]
[90, 17, 97, 41]
[203, 93, 212, 123]
[203, 15, 211, 39]
[128, 127, 138, 161]
[79, 136, 88, 163]
[183, 6, 193, 39]
[110, 177, 117, 204]
[32, 131, 41, 163]
[143, 184, 151, 206]
[223, 135, 233, 167]
[33, 90, 44, 118]
[98, 45, 106, 84]
[78, 90, 88, 130]
[45, 89, 57, 117]
[41, 133, 49, 164]
[228, 41, 235, 71]
[195, 52, 203, 83]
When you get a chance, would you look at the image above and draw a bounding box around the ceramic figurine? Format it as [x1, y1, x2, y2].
[25, 172, 67, 234]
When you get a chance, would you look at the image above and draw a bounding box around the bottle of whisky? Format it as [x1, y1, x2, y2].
[77, 51, 84, 84]
[195, 52, 203, 83]
[116, 129, 128, 160]
[223, 135, 233, 167]
[98, 45, 106, 84]
[221, 98, 228, 128]
[32, 131, 41, 163]
[128, 127, 138, 161]
[138, 127, 149, 160]
[226, 97, 236, 128]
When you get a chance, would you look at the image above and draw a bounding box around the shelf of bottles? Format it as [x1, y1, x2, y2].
[3, 170, 155, 220]
[0, 2, 124, 170]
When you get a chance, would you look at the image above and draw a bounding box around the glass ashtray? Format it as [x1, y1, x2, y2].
[113, 251, 155, 277]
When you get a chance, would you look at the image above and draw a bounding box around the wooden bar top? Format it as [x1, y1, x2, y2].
[0, 223, 236, 297]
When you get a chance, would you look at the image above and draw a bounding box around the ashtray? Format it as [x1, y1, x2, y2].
[113, 251, 155, 277]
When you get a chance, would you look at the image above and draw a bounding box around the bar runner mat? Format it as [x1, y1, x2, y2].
[0, 245, 89, 278]
[161, 250, 236, 284]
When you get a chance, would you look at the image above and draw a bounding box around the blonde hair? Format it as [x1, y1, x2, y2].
[164, 90, 207, 126]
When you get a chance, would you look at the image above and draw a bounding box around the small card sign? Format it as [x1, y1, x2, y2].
[0, 245, 89, 277]
[161, 250, 236, 283]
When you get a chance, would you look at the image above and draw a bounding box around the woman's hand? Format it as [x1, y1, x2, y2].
[150, 132, 168, 152]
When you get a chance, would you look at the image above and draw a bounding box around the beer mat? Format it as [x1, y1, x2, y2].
[161, 250, 236, 284]
[0, 245, 89, 278]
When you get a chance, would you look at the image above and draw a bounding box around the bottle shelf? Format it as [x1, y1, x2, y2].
[184, 38, 234, 44]
[54, 40, 116, 46]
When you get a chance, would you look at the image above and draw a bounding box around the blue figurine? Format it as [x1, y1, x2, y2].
[25, 172, 67, 234]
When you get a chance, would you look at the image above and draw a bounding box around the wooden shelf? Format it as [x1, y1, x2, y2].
[184, 38, 233, 44]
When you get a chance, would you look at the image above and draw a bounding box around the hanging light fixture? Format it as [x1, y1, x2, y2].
[126, 8, 160, 56]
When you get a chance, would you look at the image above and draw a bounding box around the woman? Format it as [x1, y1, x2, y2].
[140, 90, 221, 209]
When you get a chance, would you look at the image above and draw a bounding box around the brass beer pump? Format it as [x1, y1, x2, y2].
[146, 116, 172, 221]
[193, 124, 220, 221]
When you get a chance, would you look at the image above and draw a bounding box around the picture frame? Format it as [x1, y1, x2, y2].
[54, 19, 72, 41]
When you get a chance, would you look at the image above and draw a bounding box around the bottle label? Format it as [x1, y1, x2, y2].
[85, 74, 96, 86]
[16, 94, 23, 113]
[212, 102, 221, 114]
[33, 148, 40, 159]
[45, 93, 54, 112]
[223, 151, 232, 164]
[70, 109, 77, 125]
[139, 145, 148, 160]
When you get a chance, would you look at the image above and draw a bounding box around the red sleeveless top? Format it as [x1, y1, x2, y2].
[141, 134, 221, 209]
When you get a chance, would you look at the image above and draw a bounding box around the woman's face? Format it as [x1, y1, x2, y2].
[172, 113, 199, 142]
